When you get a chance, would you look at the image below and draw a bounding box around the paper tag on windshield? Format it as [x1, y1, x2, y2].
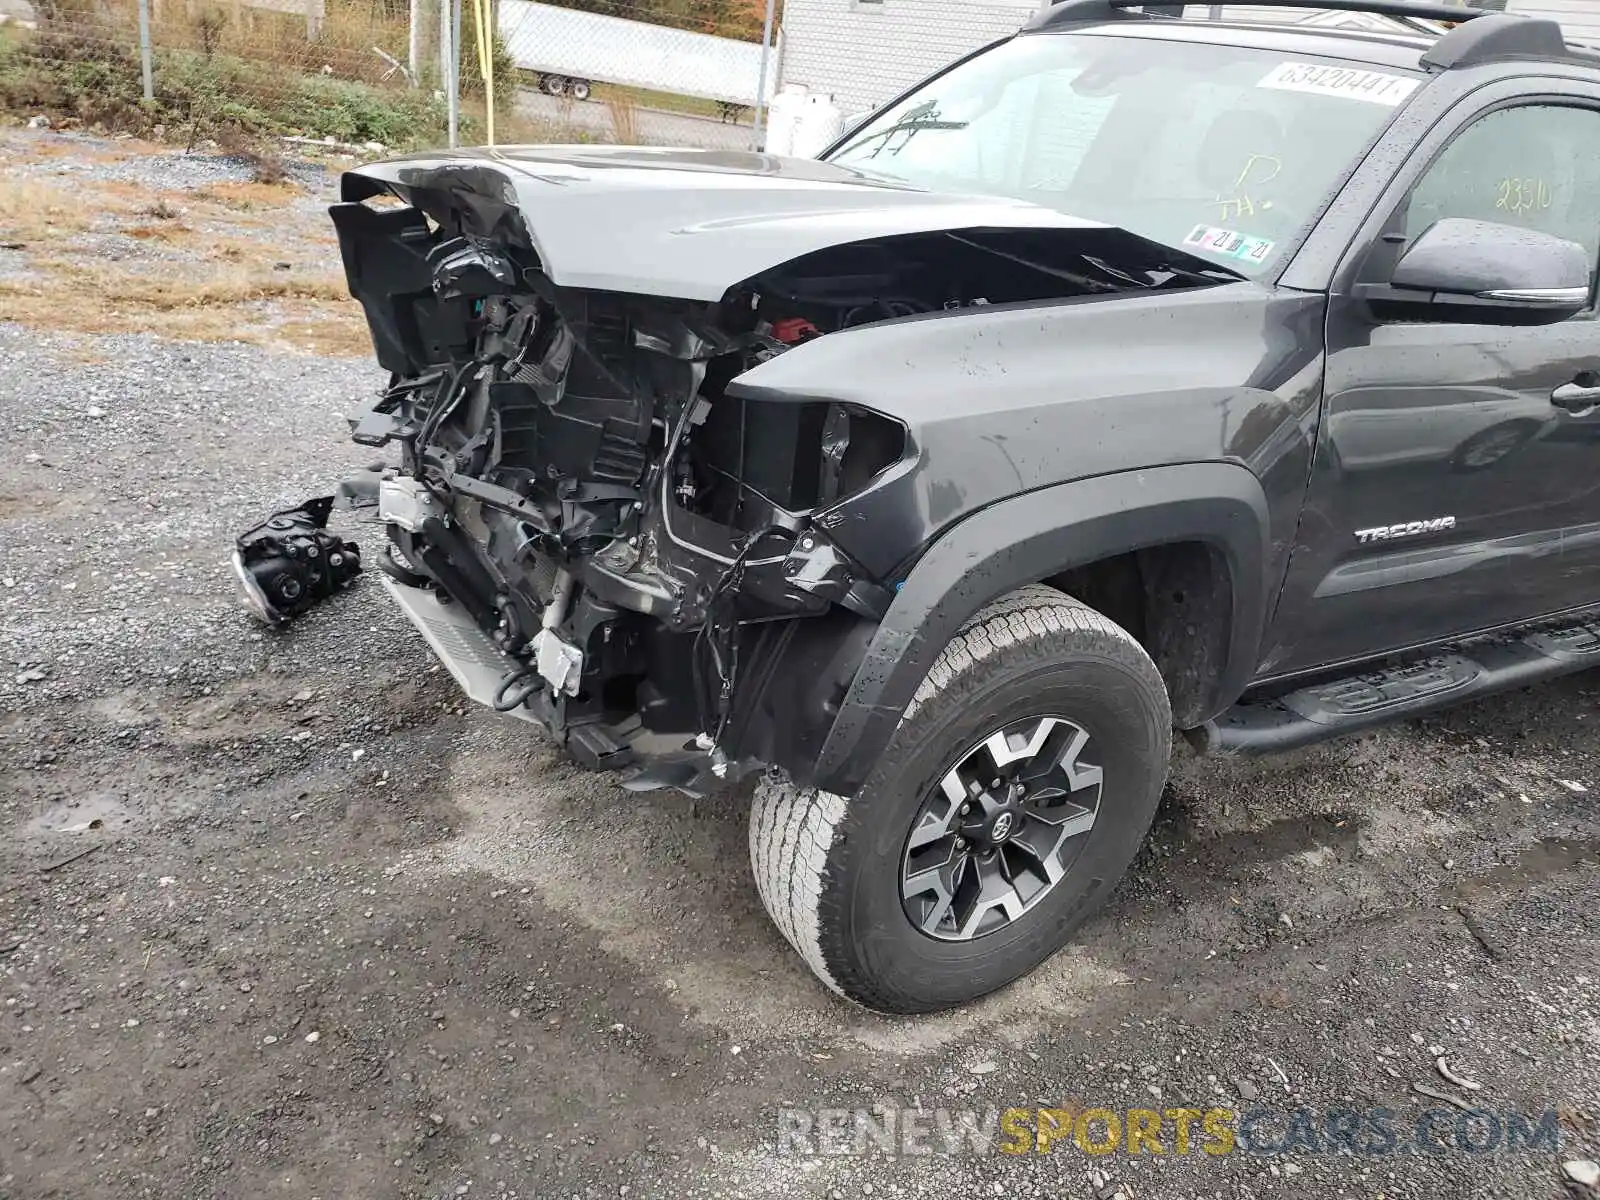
[1257, 62, 1419, 106]
[1184, 225, 1275, 263]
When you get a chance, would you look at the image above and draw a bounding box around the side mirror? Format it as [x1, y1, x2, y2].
[1374, 217, 1591, 321]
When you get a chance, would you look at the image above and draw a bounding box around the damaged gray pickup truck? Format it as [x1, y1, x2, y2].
[319, 0, 1600, 1013]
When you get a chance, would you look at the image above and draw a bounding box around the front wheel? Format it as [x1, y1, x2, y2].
[749, 585, 1172, 1014]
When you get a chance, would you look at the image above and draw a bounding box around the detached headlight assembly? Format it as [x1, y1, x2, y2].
[232, 496, 363, 626]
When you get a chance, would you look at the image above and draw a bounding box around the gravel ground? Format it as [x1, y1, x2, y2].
[1, 134, 1599, 1200]
[8, 126, 339, 250]
[9, 136, 332, 193]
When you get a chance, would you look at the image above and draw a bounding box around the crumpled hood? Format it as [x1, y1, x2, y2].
[341, 145, 1112, 301]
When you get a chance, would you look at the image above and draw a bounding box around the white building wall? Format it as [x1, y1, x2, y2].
[777, 0, 1047, 117]
[1507, 0, 1600, 45]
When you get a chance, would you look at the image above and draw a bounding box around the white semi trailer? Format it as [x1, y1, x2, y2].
[499, 0, 778, 111]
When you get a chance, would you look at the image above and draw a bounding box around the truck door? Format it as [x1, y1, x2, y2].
[1270, 93, 1600, 676]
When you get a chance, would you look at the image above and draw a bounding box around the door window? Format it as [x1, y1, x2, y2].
[1400, 103, 1600, 275]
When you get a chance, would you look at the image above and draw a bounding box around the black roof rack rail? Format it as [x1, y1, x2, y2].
[1025, 0, 1485, 31]
[1025, 0, 1571, 68]
[1419, 8, 1567, 66]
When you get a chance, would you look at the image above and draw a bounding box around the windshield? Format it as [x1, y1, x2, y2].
[824, 32, 1422, 276]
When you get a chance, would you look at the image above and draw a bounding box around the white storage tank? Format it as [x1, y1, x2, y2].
[790, 92, 845, 159]
[763, 84, 809, 156]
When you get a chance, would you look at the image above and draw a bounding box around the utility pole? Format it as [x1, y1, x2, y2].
[439, 0, 451, 97]
[449, 0, 462, 146]
[408, 0, 421, 85]
[751, 0, 777, 150]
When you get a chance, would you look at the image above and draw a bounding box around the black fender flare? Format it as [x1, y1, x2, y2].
[808, 462, 1272, 795]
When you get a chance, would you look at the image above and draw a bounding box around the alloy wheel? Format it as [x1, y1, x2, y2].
[900, 715, 1104, 942]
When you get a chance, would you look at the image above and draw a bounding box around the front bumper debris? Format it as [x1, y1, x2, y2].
[381, 573, 720, 785]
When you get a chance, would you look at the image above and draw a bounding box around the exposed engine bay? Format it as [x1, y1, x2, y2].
[326, 154, 1228, 791]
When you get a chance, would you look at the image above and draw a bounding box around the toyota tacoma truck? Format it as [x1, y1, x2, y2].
[311, 0, 1600, 1014]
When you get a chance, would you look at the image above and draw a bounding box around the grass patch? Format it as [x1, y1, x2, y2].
[0, 256, 350, 312]
[151, 0, 412, 88]
[0, 261, 364, 349]
[0, 161, 369, 356]
[192, 180, 301, 211]
[0, 177, 94, 242]
[124, 222, 191, 240]
[591, 81, 750, 124]
[92, 262, 350, 308]
[274, 310, 375, 357]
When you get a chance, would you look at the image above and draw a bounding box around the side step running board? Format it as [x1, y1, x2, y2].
[1189, 616, 1600, 756]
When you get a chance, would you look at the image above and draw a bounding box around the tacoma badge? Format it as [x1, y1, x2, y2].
[1354, 517, 1457, 544]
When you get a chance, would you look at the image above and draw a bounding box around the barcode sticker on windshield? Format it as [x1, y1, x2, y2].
[1257, 62, 1419, 106]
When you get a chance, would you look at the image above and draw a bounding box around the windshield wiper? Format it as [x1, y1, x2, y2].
[1079, 253, 1241, 289]
[837, 100, 970, 160]
[940, 233, 1245, 299]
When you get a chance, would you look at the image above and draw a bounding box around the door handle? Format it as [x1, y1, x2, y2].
[1552, 376, 1600, 412]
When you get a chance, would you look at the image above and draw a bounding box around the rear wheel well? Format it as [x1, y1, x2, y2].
[1044, 541, 1232, 727]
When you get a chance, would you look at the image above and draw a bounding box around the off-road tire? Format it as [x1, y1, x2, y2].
[749, 584, 1172, 1014]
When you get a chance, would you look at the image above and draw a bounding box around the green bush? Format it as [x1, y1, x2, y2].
[271, 73, 446, 143]
[0, 26, 450, 148]
[456, 2, 516, 114]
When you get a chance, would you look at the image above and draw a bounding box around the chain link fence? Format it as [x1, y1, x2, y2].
[0, 0, 779, 152]
[2, 0, 447, 148]
[500, 0, 778, 149]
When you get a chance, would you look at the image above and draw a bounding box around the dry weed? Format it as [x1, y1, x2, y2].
[0, 147, 363, 354]
[137, 197, 184, 221]
[0, 261, 357, 347]
[605, 95, 642, 146]
[149, 0, 411, 87]
[214, 127, 290, 185]
[192, 180, 300, 211]
[0, 176, 93, 242]
[123, 222, 191, 241]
